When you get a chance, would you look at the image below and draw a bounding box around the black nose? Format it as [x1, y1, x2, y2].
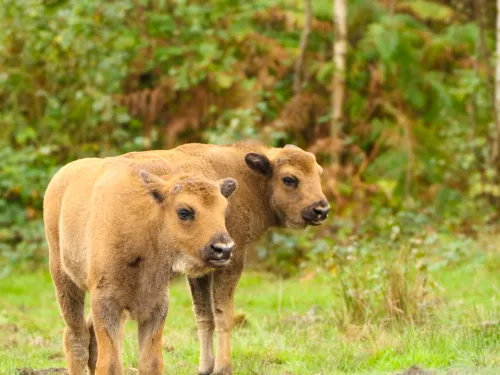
[313, 206, 330, 216]
[302, 200, 330, 225]
[204, 232, 235, 264]
[210, 242, 234, 260]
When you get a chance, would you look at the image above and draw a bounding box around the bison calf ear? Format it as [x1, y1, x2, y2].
[140, 170, 165, 203]
[245, 153, 272, 177]
[219, 178, 237, 198]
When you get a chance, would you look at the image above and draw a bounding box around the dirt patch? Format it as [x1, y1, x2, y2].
[16, 369, 68, 375]
[396, 367, 434, 375]
[16, 368, 139, 375]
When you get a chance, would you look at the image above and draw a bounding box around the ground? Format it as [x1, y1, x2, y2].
[0, 244, 498, 375]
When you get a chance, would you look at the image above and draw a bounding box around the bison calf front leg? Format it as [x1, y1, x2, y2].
[137, 299, 168, 375]
[91, 294, 124, 375]
[189, 274, 215, 375]
[87, 311, 127, 375]
[212, 260, 244, 375]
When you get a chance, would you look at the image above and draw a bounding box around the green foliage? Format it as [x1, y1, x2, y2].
[258, 206, 496, 335]
[147, 1, 258, 91]
[258, 201, 490, 276]
[0, 0, 146, 272]
[0, 144, 59, 273]
[0, 0, 498, 273]
[0, 0, 141, 153]
[399, 0, 454, 22]
[204, 109, 261, 145]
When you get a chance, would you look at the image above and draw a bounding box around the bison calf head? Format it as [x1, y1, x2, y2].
[140, 170, 237, 271]
[245, 144, 329, 229]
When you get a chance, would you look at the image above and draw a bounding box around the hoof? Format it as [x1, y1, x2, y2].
[198, 364, 214, 375]
[213, 365, 232, 375]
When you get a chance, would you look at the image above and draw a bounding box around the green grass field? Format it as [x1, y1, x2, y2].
[0, 239, 498, 375]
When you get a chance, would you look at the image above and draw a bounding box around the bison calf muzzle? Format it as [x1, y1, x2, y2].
[302, 199, 330, 225]
[204, 233, 235, 266]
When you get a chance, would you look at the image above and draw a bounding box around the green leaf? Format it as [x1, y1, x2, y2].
[399, 0, 454, 23]
[214, 72, 233, 89]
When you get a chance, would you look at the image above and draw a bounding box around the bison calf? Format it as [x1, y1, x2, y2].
[43, 158, 237, 375]
[121, 142, 329, 374]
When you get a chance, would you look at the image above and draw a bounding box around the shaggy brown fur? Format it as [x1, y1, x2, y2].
[120, 142, 329, 375]
[43, 157, 237, 375]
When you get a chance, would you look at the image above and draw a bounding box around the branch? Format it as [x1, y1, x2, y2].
[494, 0, 500, 163]
[390, 0, 397, 14]
[330, 0, 347, 158]
[294, 0, 312, 95]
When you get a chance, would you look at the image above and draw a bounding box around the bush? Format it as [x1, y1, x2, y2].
[0, 144, 60, 273]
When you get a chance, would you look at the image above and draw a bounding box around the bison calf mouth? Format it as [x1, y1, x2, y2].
[208, 258, 232, 267]
[302, 200, 330, 226]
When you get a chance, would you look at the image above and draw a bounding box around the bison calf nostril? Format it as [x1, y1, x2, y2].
[313, 207, 329, 216]
[211, 244, 223, 254]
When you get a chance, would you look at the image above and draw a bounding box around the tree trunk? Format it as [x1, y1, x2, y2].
[330, 0, 347, 159]
[294, 0, 312, 95]
[494, 0, 500, 163]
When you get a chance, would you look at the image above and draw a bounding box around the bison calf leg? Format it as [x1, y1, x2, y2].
[212, 259, 244, 375]
[87, 314, 97, 375]
[137, 299, 168, 375]
[188, 274, 215, 375]
[87, 311, 126, 375]
[90, 294, 123, 375]
[50, 265, 89, 375]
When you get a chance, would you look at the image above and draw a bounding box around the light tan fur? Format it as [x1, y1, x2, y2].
[119, 142, 328, 375]
[44, 157, 237, 375]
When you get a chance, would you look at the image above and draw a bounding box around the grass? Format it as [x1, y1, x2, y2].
[0, 238, 498, 375]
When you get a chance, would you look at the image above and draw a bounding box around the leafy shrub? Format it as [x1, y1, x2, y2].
[0, 0, 140, 155]
[333, 241, 436, 328]
[256, 205, 488, 326]
[0, 144, 60, 273]
[0, 0, 147, 273]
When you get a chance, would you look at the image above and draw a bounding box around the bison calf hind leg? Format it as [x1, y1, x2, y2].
[87, 314, 98, 375]
[51, 267, 90, 375]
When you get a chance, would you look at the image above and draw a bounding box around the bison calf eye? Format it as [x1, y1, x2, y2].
[177, 208, 194, 221]
[282, 176, 298, 187]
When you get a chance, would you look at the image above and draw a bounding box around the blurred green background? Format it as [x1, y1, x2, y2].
[1, 0, 497, 272]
